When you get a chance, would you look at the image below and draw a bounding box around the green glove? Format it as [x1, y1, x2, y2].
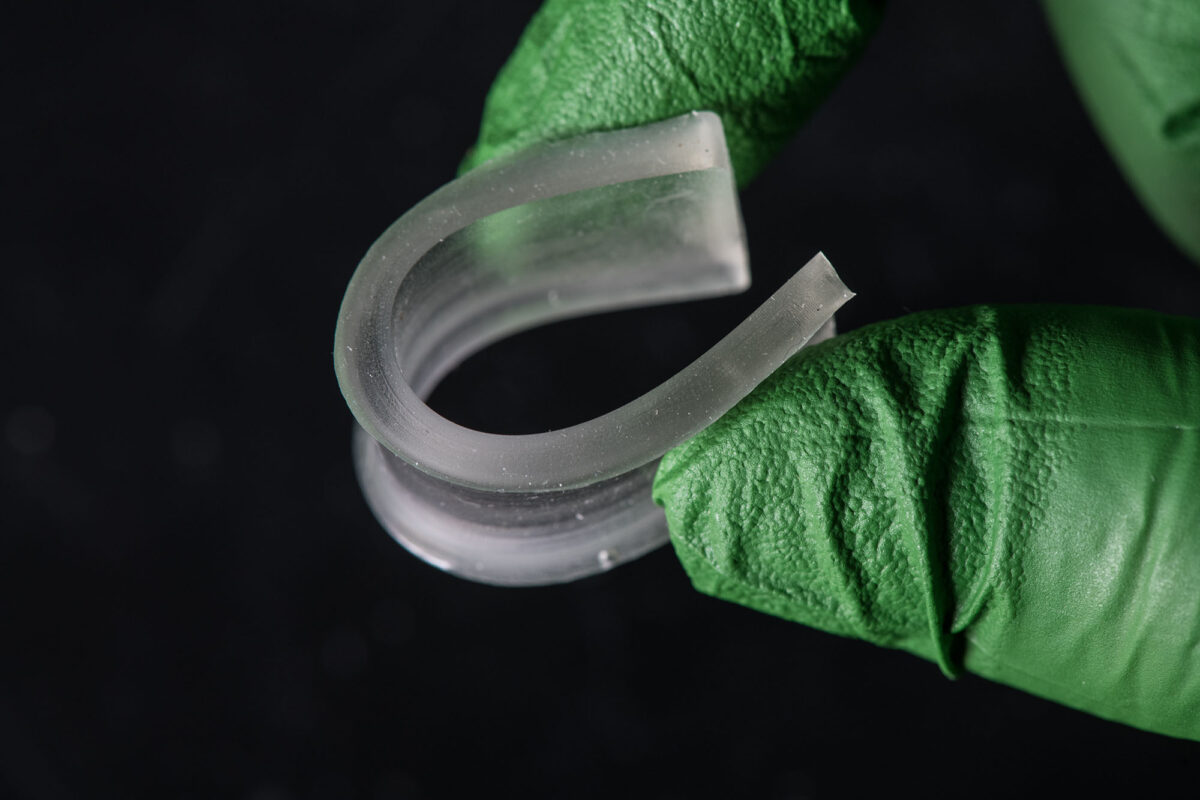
[655, 306, 1200, 741]
[461, 0, 883, 184]
[1045, 0, 1200, 263]
[466, 0, 1200, 739]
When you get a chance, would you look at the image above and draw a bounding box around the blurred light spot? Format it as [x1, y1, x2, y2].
[321, 628, 367, 680]
[5, 405, 55, 455]
[171, 418, 222, 469]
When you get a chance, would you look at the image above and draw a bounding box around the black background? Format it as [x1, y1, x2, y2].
[6, 1, 1200, 797]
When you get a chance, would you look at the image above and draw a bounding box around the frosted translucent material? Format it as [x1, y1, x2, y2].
[335, 113, 853, 585]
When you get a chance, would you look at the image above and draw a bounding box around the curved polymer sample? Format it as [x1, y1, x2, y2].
[336, 113, 852, 585]
[654, 305, 1200, 740]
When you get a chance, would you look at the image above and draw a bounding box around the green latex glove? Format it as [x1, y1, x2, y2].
[461, 0, 884, 184]
[466, 0, 1200, 739]
[1045, 0, 1200, 263]
[655, 306, 1200, 741]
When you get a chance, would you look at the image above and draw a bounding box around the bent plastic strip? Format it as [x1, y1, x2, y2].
[334, 112, 853, 585]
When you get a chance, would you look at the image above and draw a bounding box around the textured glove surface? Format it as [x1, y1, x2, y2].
[653, 305, 1200, 740]
[462, 0, 882, 184]
[470, 0, 1200, 739]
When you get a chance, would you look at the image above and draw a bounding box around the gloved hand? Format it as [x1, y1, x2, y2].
[464, 0, 1200, 740]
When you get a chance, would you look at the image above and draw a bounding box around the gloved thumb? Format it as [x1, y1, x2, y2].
[653, 304, 1200, 741]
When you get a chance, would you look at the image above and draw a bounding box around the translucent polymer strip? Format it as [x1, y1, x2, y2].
[335, 113, 853, 585]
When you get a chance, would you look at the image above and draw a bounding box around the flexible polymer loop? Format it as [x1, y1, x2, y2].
[334, 112, 854, 585]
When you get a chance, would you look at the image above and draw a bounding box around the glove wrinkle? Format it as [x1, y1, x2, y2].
[654, 305, 1200, 741]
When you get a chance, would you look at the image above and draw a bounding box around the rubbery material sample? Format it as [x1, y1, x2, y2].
[1045, 0, 1200, 263]
[653, 305, 1200, 740]
[461, 0, 883, 185]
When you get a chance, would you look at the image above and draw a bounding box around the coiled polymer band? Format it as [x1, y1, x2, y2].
[334, 112, 853, 585]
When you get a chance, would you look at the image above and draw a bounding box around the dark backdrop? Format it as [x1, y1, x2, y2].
[6, 1, 1200, 797]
